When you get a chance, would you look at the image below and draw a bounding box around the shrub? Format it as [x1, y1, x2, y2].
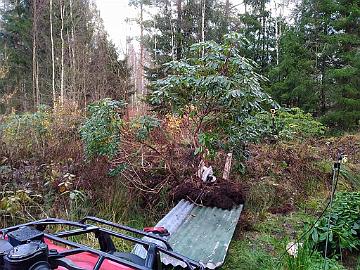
[242, 107, 326, 142]
[148, 32, 273, 158]
[131, 115, 161, 141]
[51, 101, 84, 143]
[0, 106, 52, 159]
[309, 192, 360, 255]
[79, 99, 125, 160]
[0, 188, 44, 225]
[286, 241, 346, 270]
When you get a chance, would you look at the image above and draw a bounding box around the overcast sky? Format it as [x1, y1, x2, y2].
[95, 0, 138, 58]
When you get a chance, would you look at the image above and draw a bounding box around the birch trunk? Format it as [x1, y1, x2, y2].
[60, 0, 65, 105]
[32, 0, 38, 107]
[36, 60, 39, 105]
[50, 0, 56, 106]
[168, 0, 176, 60]
[201, 0, 205, 56]
[176, 0, 182, 60]
[275, 16, 279, 65]
[69, 0, 76, 101]
[154, 20, 157, 63]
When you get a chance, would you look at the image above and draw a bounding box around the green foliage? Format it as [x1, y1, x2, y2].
[79, 99, 125, 160]
[195, 132, 219, 159]
[0, 187, 44, 224]
[340, 167, 360, 189]
[131, 115, 161, 141]
[275, 108, 326, 140]
[0, 106, 52, 158]
[222, 240, 277, 270]
[286, 241, 346, 270]
[142, 0, 241, 77]
[243, 107, 326, 141]
[0, 0, 32, 108]
[108, 164, 127, 177]
[223, 211, 347, 270]
[0, 0, 131, 111]
[148, 32, 273, 157]
[270, 0, 360, 130]
[309, 192, 360, 255]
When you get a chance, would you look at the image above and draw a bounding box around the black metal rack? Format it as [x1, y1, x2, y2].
[0, 217, 204, 270]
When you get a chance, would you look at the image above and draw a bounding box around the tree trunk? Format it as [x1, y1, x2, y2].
[69, 0, 76, 102]
[275, 15, 279, 65]
[60, 0, 65, 105]
[169, 0, 176, 60]
[261, 1, 266, 70]
[36, 59, 39, 105]
[139, 1, 145, 112]
[32, 0, 38, 108]
[225, 0, 230, 27]
[154, 20, 157, 63]
[176, 0, 182, 60]
[49, 0, 56, 106]
[201, 0, 205, 56]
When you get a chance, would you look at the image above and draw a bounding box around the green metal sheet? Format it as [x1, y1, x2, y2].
[132, 200, 243, 269]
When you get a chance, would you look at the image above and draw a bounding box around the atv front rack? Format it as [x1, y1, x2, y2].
[0, 217, 204, 270]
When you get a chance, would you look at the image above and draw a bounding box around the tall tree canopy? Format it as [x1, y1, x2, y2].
[269, 0, 360, 129]
[0, 0, 131, 112]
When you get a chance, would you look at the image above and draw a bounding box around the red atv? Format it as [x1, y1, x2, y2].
[0, 217, 203, 270]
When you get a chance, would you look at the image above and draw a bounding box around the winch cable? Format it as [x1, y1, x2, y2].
[274, 153, 344, 267]
[323, 153, 343, 269]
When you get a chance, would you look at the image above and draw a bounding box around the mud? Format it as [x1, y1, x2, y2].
[172, 178, 245, 210]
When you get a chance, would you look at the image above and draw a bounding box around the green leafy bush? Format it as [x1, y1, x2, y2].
[243, 107, 326, 142]
[309, 192, 360, 255]
[131, 115, 161, 141]
[0, 188, 44, 224]
[0, 106, 52, 158]
[321, 110, 360, 131]
[277, 108, 326, 139]
[148, 32, 273, 158]
[79, 99, 125, 160]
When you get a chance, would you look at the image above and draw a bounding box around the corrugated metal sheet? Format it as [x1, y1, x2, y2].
[132, 200, 243, 269]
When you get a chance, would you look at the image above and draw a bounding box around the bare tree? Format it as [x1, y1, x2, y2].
[201, 0, 205, 56]
[176, 0, 182, 60]
[49, 0, 56, 105]
[140, 1, 144, 98]
[59, 0, 65, 105]
[69, 0, 76, 101]
[32, 0, 39, 107]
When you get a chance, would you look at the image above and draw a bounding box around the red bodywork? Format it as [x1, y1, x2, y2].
[45, 239, 135, 270]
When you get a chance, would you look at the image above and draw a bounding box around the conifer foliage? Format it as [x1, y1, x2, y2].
[0, 0, 131, 112]
[270, 0, 360, 129]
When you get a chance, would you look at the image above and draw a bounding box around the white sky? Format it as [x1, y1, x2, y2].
[94, 0, 138, 58]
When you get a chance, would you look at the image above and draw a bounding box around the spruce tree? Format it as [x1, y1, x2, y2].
[269, 0, 360, 129]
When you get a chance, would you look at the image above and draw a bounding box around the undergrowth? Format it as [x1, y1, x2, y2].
[0, 101, 359, 269]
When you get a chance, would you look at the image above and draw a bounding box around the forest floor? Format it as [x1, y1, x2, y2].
[223, 200, 360, 270]
[0, 108, 359, 269]
[221, 133, 360, 269]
